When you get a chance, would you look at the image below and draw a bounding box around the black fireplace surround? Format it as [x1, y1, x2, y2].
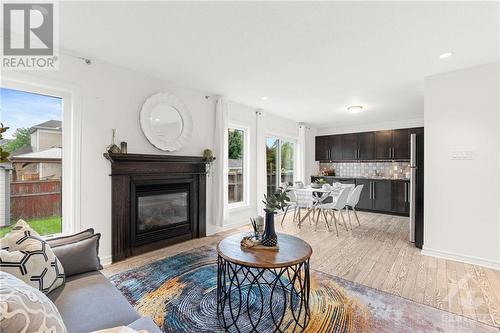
[104, 153, 207, 262]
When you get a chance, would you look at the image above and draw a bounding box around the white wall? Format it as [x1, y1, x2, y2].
[423, 62, 500, 269]
[225, 102, 300, 228]
[3, 54, 216, 264]
[304, 126, 318, 184]
[3, 54, 302, 263]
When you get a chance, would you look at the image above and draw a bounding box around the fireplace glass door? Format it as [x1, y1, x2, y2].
[137, 190, 189, 233]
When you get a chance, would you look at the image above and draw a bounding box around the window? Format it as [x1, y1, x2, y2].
[0, 87, 63, 237]
[228, 128, 245, 205]
[266, 137, 295, 196]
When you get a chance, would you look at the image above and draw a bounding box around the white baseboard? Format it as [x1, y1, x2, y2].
[421, 247, 500, 270]
[206, 219, 252, 236]
[100, 255, 112, 267]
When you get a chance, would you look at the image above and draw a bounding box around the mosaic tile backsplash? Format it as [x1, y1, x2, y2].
[319, 162, 411, 179]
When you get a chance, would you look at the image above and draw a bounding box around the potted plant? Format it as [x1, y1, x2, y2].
[261, 185, 291, 247]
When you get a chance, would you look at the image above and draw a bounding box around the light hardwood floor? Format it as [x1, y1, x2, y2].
[104, 211, 500, 328]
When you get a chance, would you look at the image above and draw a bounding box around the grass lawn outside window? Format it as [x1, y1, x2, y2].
[0, 216, 62, 238]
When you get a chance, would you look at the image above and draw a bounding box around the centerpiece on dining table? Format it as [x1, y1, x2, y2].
[241, 185, 291, 250]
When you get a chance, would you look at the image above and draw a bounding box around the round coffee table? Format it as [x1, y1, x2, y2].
[216, 232, 312, 332]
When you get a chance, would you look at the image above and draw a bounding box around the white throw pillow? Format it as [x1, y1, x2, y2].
[0, 220, 65, 293]
[0, 271, 67, 333]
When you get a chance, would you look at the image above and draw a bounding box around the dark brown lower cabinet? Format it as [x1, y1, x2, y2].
[391, 181, 409, 213]
[354, 179, 371, 210]
[372, 180, 392, 212]
[310, 177, 409, 216]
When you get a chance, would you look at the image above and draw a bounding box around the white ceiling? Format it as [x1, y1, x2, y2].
[59, 1, 499, 128]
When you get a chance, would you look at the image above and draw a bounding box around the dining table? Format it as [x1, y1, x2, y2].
[294, 183, 355, 228]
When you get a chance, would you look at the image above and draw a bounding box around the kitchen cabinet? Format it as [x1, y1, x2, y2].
[358, 132, 375, 160]
[329, 135, 343, 160]
[372, 180, 392, 211]
[374, 130, 393, 160]
[391, 181, 409, 214]
[392, 129, 410, 160]
[315, 136, 329, 161]
[355, 179, 372, 210]
[310, 177, 410, 215]
[314, 128, 419, 161]
[341, 133, 358, 160]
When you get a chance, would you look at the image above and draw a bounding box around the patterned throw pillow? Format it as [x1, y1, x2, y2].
[0, 220, 65, 293]
[0, 271, 67, 333]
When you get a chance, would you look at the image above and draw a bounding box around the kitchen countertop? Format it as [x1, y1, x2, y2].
[311, 175, 410, 181]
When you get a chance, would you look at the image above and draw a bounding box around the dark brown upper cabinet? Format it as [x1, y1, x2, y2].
[329, 135, 343, 161]
[374, 130, 393, 160]
[357, 132, 375, 160]
[392, 129, 410, 160]
[315, 136, 330, 161]
[341, 133, 358, 160]
[315, 127, 418, 161]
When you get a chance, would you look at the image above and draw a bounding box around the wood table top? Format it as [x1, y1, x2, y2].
[217, 232, 313, 268]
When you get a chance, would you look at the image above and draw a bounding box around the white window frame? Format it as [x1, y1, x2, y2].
[227, 123, 250, 210]
[2, 74, 82, 237]
[265, 132, 298, 192]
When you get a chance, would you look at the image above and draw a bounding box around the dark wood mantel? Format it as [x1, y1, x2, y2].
[104, 153, 208, 262]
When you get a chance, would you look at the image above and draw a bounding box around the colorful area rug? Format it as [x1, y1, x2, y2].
[110, 246, 497, 333]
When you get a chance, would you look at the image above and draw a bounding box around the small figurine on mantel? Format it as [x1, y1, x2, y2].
[106, 129, 121, 154]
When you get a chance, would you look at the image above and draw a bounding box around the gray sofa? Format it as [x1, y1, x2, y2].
[46, 231, 162, 333]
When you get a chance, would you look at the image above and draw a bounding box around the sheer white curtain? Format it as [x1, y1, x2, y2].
[213, 98, 229, 227]
[255, 110, 266, 215]
[296, 123, 307, 184]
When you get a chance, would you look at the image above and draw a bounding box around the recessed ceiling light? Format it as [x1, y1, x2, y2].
[347, 105, 364, 113]
[261, 96, 268, 101]
[439, 52, 452, 59]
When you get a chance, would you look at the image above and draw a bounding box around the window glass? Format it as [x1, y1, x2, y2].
[0, 87, 63, 237]
[228, 128, 244, 204]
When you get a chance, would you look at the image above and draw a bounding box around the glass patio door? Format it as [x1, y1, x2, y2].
[266, 137, 295, 196]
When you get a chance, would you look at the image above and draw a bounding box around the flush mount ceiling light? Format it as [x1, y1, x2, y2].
[261, 96, 268, 101]
[347, 105, 364, 113]
[439, 52, 453, 59]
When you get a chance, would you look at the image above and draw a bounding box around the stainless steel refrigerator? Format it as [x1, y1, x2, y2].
[409, 130, 424, 248]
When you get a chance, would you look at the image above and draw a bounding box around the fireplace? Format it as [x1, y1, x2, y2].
[105, 153, 207, 262]
[137, 189, 188, 233]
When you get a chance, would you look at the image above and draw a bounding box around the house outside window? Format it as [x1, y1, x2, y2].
[0, 88, 63, 237]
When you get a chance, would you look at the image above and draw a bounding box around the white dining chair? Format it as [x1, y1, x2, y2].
[293, 189, 317, 227]
[346, 184, 364, 228]
[280, 188, 298, 227]
[316, 187, 351, 236]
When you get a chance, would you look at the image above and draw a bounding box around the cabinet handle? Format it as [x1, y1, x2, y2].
[369, 181, 372, 199]
[372, 182, 375, 200]
[404, 183, 408, 202]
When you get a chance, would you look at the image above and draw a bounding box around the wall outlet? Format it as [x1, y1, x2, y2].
[450, 151, 474, 160]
